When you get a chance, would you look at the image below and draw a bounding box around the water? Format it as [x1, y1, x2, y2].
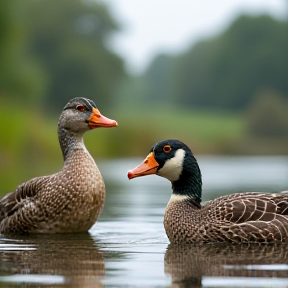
[0, 156, 288, 287]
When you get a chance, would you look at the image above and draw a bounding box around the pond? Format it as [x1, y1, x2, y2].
[0, 156, 288, 287]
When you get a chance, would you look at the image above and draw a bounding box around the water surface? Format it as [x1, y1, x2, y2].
[0, 156, 288, 287]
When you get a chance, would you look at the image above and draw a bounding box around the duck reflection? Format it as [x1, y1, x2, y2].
[165, 243, 288, 288]
[0, 233, 104, 287]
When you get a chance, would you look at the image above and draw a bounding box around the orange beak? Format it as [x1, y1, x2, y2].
[88, 108, 118, 129]
[128, 152, 159, 180]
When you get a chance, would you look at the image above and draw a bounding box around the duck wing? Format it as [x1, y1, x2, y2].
[0, 176, 48, 221]
[209, 192, 288, 242]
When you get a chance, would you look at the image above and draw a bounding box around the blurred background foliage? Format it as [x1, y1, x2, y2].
[0, 0, 288, 193]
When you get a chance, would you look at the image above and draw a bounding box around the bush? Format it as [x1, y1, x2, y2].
[246, 90, 288, 138]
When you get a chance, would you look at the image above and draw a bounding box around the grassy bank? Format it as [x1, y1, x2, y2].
[109, 105, 244, 156]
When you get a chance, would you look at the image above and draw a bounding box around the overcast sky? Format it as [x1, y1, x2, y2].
[105, 0, 287, 74]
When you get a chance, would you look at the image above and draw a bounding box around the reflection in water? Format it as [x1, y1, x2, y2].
[0, 158, 288, 287]
[165, 243, 288, 288]
[0, 233, 104, 287]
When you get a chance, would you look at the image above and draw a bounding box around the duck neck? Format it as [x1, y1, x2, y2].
[58, 126, 85, 161]
[172, 157, 202, 206]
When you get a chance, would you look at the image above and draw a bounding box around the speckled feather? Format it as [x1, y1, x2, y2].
[0, 97, 115, 234]
[165, 192, 288, 243]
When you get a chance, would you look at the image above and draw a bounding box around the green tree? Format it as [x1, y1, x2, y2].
[246, 90, 288, 138]
[25, 0, 126, 110]
[0, 0, 44, 103]
[135, 15, 288, 111]
[174, 15, 288, 110]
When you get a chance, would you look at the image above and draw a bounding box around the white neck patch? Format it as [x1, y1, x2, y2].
[157, 148, 185, 182]
[168, 194, 190, 203]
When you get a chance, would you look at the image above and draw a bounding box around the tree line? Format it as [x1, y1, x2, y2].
[1, 0, 288, 126]
[0, 0, 126, 111]
[127, 15, 288, 112]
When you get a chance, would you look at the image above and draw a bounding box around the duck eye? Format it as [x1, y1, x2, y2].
[163, 145, 172, 153]
[76, 105, 86, 112]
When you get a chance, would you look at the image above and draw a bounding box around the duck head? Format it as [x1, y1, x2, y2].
[59, 97, 118, 134]
[128, 139, 202, 203]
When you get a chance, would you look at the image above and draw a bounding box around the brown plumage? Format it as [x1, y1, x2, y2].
[0, 97, 117, 234]
[128, 139, 288, 243]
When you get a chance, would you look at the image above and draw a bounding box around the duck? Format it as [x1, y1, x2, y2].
[128, 139, 288, 243]
[0, 97, 117, 234]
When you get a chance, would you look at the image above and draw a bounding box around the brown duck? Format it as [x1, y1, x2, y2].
[128, 139, 288, 243]
[0, 97, 117, 234]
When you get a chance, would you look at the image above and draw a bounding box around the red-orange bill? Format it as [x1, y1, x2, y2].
[128, 152, 159, 179]
[88, 108, 118, 129]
